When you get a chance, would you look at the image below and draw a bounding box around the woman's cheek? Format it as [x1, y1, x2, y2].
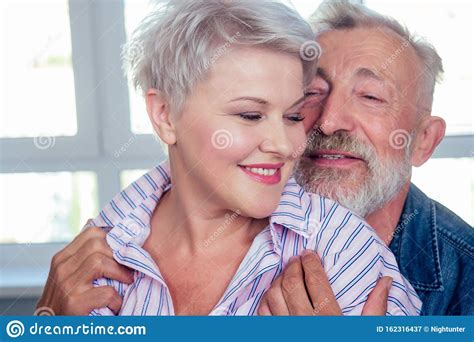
[200, 125, 258, 163]
[289, 125, 308, 159]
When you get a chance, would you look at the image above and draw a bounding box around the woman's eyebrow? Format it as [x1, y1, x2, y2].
[228, 96, 268, 105]
[228, 95, 305, 111]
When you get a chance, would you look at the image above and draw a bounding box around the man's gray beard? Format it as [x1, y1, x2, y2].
[294, 131, 412, 218]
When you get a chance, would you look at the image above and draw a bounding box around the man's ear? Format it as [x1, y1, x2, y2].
[145, 89, 177, 145]
[410, 116, 446, 167]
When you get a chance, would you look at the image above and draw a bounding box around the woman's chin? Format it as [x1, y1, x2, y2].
[237, 201, 280, 220]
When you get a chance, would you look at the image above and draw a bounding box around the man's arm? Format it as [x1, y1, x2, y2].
[257, 250, 392, 315]
[36, 226, 134, 315]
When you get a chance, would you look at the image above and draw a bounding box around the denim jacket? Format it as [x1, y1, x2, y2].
[389, 183, 474, 315]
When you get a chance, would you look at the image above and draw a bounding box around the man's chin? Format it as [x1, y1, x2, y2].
[307, 179, 364, 203]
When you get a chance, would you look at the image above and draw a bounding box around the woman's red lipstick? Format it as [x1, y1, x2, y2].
[238, 163, 284, 185]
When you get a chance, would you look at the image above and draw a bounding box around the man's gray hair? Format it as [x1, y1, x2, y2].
[310, 0, 443, 113]
[123, 0, 317, 114]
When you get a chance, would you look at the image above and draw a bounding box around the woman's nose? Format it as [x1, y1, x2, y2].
[259, 121, 297, 158]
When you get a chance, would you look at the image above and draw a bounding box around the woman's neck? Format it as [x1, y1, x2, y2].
[150, 165, 268, 257]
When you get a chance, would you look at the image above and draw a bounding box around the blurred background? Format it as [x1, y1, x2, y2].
[0, 0, 472, 314]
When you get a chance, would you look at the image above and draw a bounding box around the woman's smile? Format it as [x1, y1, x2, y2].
[238, 162, 284, 185]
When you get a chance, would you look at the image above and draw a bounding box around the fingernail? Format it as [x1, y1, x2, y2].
[289, 255, 299, 262]
[386, 277, 393, 291]
[301, 249, 313, 256]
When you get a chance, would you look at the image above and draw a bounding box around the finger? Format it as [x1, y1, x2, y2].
[281, 256, 313, 315]
[257, 299, 272, 316]
[55, 236, 116, 277]
[81, 286, 123, 315]
[66, 253, 134, 293]
[53, 225, 110, 265]
[300, 250, 341, 315]
[362, 276, 392, 316]
[263, 276, 290, 316]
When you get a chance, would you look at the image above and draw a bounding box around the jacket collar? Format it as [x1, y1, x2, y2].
[389, 183, 444, 292]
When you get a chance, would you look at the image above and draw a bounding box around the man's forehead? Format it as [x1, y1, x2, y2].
[319, 26, 408, 53]
[316, 27, 418, 85]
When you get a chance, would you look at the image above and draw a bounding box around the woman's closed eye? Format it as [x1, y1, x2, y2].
[238, 112, 262, 121]
[305, 90, 326, 98]
[285, 113, 305, 122]
[236, 112, 305, 123]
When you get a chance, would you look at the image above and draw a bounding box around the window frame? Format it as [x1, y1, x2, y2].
[0, 0, 165, 300]
[0, 0, 472, 301]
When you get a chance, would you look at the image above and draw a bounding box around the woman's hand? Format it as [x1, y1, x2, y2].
[36, 225, 134, 315]
[257, 250, 392, 315]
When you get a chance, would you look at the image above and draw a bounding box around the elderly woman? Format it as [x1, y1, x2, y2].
[85, 0, 421, 315]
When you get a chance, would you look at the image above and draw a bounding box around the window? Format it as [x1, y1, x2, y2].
[411, 158, 473, 224]
[0, 172, 97, 244]
[365, 0, 473, 135]
[0, 0, 77, 138]
[0, 0, 472, 301]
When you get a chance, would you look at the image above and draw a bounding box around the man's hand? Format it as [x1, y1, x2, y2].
[257, 250, 392, 315]
[36, 226, 134, 315]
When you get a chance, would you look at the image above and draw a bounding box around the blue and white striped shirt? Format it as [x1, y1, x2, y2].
[86, 160, 422, 315]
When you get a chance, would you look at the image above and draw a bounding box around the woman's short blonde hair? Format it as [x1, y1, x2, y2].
[123, 0, 317, 114]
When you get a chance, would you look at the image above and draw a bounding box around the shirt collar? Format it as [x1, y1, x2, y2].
[104, 159, 171, 247]
[389, 183, 444, 292]
[93, 163, 318, 259]
[269, 177, 320, 253]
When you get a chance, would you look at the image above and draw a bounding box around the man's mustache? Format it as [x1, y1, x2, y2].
[303, 129, 376, 164]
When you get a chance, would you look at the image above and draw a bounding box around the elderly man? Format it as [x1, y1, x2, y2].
[36, 1, 472, 316]
[257, 1, 473, 315]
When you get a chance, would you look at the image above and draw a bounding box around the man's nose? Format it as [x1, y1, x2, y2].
[317, 91, 355, 135]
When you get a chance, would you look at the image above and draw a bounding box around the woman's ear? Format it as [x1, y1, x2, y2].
[145, 89, 177, 145]
[410, 116, 446, 167]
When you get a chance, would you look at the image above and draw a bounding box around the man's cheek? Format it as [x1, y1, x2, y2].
[302, 107, 321, 133]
